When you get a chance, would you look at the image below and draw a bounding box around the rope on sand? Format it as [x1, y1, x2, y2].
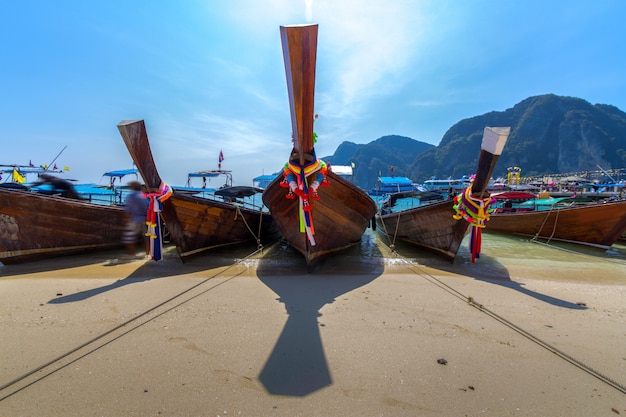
[528, 238, 626, 267]
[0, 248, 265, 401]
[389, 252, 626, 396]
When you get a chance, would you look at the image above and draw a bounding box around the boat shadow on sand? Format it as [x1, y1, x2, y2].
[41, 245, 250, 304]
[386, 236, 588, 311]
[255, 232, 385, 397]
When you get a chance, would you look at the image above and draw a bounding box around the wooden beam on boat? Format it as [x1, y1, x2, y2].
[375, 126, 510, 261]
[280, 24, 318, 166]
[118, 120, 280, 261]
[263, 24, 377, 267]
[472, 127, 510, 198]
[117, 119, 186, 256]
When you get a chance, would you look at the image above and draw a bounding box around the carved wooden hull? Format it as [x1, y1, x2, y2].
[263, 171, 377, 265]
[486, 200, 626, 248]
[0, 187, 125, 264]
[118, 120, 280, 261]
[263, 24, 377, 266]
[377, 127, 510, 260]
[376, 198, 471, 260]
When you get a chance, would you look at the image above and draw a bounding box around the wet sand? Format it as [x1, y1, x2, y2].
[0, 242, 625, 417]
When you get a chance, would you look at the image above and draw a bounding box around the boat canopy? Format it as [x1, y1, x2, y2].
[186, 169, 233, 188]
[331, 165, 353, 176]
[518, 196, 594, 208]
[252, 173, 279, 182]
[214, 186, 264, 198]
[188, 169, 232, 178]
[379, 176, 413, 185]
[102, 169, 138, 177]
[491, 191, 537, 200]
[1, 167, 62, 174]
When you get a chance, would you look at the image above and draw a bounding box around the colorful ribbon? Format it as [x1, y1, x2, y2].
[145, 182, 172, 261]
[281, 157, 329, 246]
[453, 186, 495, 263]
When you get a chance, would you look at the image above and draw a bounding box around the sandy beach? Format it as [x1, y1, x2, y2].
[0, 240, 625, 417]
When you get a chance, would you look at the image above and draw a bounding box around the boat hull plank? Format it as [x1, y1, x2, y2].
[263, 171, 377, 264]
[168, 193, 277, 257]
[118, 119, 279, 261]
[376, 127, 510, 261]
[486, 200, 626, 248]
[263, 24, 377, 266]
[376, 199, 468, 260]
[0, 188, 125, 264]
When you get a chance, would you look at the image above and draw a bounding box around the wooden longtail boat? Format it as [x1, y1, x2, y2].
[262, 24, 377, 266]
[0, 186, 126, 264]
[486, 192, 626, 248]
[118, 119, 280, 261]
[376, 127, 510, 261]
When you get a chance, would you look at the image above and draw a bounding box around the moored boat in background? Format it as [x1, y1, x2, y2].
[486, 191, 626, 248]
[370, 174, 422, 196]
[376, 127, 510, 261]
[422, 176, 472, 193]
[0, 183, 126, 265]
[262, 24, 377, 267]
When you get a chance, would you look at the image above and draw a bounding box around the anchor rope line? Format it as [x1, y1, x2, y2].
[256, 205, 265, 250]
[374, 205, 400, 251]
[234, 205, 264, 251]
[390, 252, 626, 395]
[0, 248, 264, 401]
[529, 239, 626, 266]
[531, 205, 560, 244]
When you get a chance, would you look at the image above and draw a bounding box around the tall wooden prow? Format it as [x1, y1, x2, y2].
[471, 127, 510, 199]
[281, 24, 318, 166]
[262, 24, 378, 267]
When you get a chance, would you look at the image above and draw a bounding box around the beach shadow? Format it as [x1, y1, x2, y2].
[255, 231, 384, 396]
[387, 236, 588, 310]
[0, 247, 134, 276]
[47, 244, 260, 304]
[444, 252, 587, 310]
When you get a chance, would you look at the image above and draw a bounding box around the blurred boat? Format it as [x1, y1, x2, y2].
[486, 191, 626, 248]
[262, 24, 377, 267]
[376, 127, 510, 261]
[0, 180, 126, 265]
[118, 119, 280, 261]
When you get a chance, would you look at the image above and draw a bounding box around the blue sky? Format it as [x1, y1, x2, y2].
[2, 0, 625, 186]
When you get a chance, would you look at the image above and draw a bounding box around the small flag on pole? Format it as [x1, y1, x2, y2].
[13, 169, 26, 183]
[218, 150, 224, 169]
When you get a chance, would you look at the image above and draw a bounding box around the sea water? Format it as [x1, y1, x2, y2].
[251, 226, 626, 284]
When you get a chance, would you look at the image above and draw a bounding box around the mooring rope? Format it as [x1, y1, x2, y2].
[0, 247, 264, 401]
[528, 238, 626, 266]
[375, 204, 401, 252]
[234, 205, 264, 252]
[532, 205, 560, 244]
[386, 250, 626, 395]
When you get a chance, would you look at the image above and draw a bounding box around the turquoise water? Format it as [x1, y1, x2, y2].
[250, 226, 626, 283]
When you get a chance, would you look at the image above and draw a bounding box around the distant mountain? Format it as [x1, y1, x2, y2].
[409, 94, 626, 182]
[324, 94, 626, 190]
[323, 135, 434, 190]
